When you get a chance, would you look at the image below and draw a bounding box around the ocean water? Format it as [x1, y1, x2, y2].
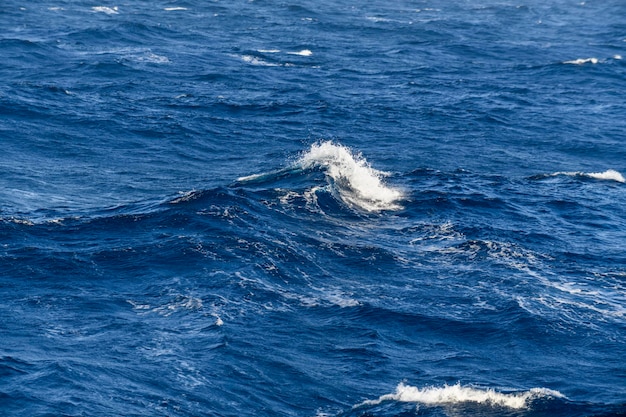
[1, 1, 625, 416]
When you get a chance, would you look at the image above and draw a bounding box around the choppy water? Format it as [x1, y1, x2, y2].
[1, 1, 625, 416]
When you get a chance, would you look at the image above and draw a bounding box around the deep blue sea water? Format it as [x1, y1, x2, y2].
[1, 1, 625, 416]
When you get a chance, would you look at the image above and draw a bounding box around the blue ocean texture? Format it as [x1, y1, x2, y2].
[1, 1, 625, 416]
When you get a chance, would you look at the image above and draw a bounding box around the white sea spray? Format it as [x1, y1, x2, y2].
[298, 141, 403, 212]
[358, 383, 565, 410]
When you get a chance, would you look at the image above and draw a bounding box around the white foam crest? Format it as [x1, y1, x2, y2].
[164, 7, 187, 11]
[563, 57, 598, 65]
[92, 6, 118, 14]
[298, 142, 403, 212]
[587, 169, 626, 183]
[550, 169, 625, 183]
[237, 172, 266, 182]
[239, 54, 280, 67]
[360, 383, 564, 410]
[134, 52, 170, 64]
[288, 49, 313, 56]
[128, 295, 203, 317]
[366, 16, 393, 23]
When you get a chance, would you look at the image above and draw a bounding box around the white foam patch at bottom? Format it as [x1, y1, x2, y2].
[359, 383, 564, 410]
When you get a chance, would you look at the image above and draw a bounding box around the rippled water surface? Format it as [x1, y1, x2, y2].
[1, 1, 625, 416]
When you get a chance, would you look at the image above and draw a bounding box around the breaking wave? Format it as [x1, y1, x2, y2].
[358, 382, 565, 410]
[237, 142, 404, 212]
[534, 169, 625, 183]
[297, 141, 404, 212]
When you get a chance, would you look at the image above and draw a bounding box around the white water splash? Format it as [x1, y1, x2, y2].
[288, 49, 313, 56]
[239, 55, 280, 67]
[92, 6, 118, 14]
[550, 169, 625, 183]
[298, 142, 403, 212]
[563, 57, 598, 65]
[586, 169, 626, 183]
[359, 383, 564, 410]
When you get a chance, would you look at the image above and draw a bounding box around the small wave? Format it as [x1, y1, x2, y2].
[563, 57, 599, 65]
[239, 54, 280, 67]
[358, 382, 564, 410]
[131, 51, 170, 64]
[586, 169, 626, 182]
[542, 169, 626, 183]
[128, 295, 203, 318]
[287, 49, 313, 56]
[92, 6, 119, 15]
[297, 142, 403, 212]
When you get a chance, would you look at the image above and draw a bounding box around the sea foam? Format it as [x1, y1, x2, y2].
[92, 6, 119, 14]
[298, 142, 403, 212]
[563, 57, 598, 65]
[586, 169, 626, 183]
[551, 169, 625, 183]
[359, 383, 564, 410]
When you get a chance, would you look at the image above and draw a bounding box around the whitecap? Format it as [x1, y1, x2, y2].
[258, 49, 281, 53]
[365, 16, 393, 23]
[8, 218, 35, 226]
[587, 169, 626, 182]
[298, 141, 403, 212]
[288, 49, 313, 56]
[358, 383, 564, 410]
[137, 52, 170, 64]
[164, 7, 187, 11]
[563, 57, 598, 65]
[128, 295, 203, 317]
[237, 172, 266, 182]
[549, 169, 625, 183]
[92, 6, 118, 14]
[239, 54, 280, 66]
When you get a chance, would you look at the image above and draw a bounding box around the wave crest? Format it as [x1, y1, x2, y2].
[359, 382, 564, 410]
[545, 169, 625, 183]
[297, 141, 403, 212]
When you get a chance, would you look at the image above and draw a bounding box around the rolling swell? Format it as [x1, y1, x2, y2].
[2, 1, 626, 412]
[1, 140, 625, 415]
